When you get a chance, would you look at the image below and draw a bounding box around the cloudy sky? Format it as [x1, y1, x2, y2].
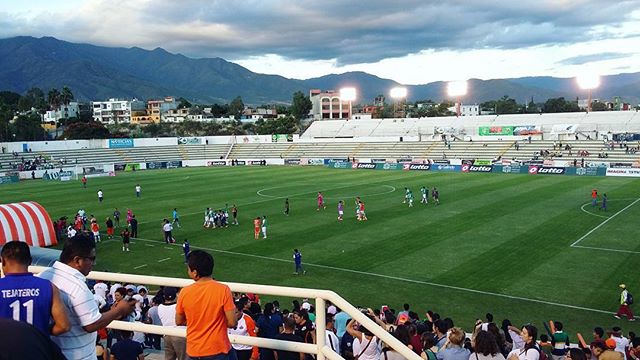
[2, 0, 640, 84]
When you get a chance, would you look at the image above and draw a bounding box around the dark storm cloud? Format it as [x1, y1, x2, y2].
[1, 0, 639, 64]
[558, 52, 635, 66]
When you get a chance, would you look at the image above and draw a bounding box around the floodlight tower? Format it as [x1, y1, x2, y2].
[390, 87, 408, 118]
[339, 87, 357, 119]
[447, 80, 468, 117]
[576, 74, 600, 113]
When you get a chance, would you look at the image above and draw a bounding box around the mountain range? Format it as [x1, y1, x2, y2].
[1, 36, 639, 105]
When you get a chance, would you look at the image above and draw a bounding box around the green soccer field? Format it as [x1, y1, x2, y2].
[3, 166, 640, 336]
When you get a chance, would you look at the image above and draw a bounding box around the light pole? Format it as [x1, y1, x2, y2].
[339, 87, 357, 120]
[390, 87, 408, 118]
[447, 80, 468, 117]
[576, 74, 600, 113]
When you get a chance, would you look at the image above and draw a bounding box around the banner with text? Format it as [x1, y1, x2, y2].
[108, 138, 134, 148]
[479, 126, 514, 136]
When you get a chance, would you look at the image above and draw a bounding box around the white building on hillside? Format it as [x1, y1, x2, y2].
[43, 102, 81, 123]
[91, 98, 145, 124]
[310, 89, 351, 120]
[448, 104, 480, 116]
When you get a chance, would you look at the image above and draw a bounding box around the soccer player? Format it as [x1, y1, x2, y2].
[591, 189, 598, 207]
[121, 228, 131, 252]
[90, 220, 101, 242]
[404, 187, 410, 203]
[203, 207, 211, 228]
[97, 189, 103, 203]
[105, 217, 114, 239]
[337, 200, 344, 221]
[0, 241, 70, 336]
[183, 239, 190, 263]
[126, 208, 133, 225]
[355, 196, 361, 220]
[81, 175, 87, 188]
[253, 217, 261, 240]
[231, 204, 238, 225]
[420, 186, 429, 204]
[407, 190, 414, 207]
[135, 184, 141, 198]
[293, 249, 306, 275]
[601, 193, 608, 211]
[317, 192, 326, 211]
[261, 216, 268, 239]
[172, 208, 181, 228]
[284, 198, 290, 216]
[432, 187, 440, 205]
[114, 208, 121, 227]
[358, 201, 368, 221]
[163, 219, 174, 243]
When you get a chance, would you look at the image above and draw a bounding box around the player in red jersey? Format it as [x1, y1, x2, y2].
[253, 217, 261, 240]
[317, 192, 326, 211]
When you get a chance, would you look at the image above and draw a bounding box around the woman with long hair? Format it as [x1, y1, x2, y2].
[507, 325, 539, 360]
[472, 330, 506, 360]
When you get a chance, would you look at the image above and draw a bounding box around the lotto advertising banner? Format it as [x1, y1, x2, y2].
[606, 168, 640, 177]
[351, 162, 376, 170]
[528, 166, 566, 175]
[461, 164, 493, 173]
[479, 126, 514, 136]
[178, 137, 201, 145]
[108, 138, 134, 148]
[402, 163, 431, 171]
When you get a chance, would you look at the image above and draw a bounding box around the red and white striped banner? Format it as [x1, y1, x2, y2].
[0, 202, 57, 247]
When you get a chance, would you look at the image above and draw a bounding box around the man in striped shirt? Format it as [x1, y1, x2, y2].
[39, 233, 136, 360]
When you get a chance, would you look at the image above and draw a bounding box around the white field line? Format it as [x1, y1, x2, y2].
[571, 198, 640, 247]
[134, 264, 148, 269]
[164, 247, 173, 250]
[572, 245, 640, 255]
[131, 237, 610, 314]
[144, 244, 155, 247]
[579, 203, 609, 219]
[137, 176, 401, 226]
[157, 258, 171, 263]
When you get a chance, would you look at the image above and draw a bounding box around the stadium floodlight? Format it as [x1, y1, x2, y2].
[447, 80, 468, 117]
[576, 74, 600, 113]
[339, 87, 357, 119]
[390, 87, 408, 118]
[389, 87, 408, 99]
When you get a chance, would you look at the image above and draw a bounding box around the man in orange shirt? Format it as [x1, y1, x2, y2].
[176, 250, 237, 360]
[253, 217, 261, 240]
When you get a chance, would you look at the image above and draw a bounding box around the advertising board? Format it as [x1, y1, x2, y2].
[108, 138, 134, 148]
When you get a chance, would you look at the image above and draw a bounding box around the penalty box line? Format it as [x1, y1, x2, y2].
[570, 197, 640, 248]
[129, 237, 611, 315]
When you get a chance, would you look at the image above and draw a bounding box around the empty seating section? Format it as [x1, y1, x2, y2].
[302, 112, 640, 139]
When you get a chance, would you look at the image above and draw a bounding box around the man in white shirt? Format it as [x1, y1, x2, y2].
[93, 281, 108, 300]
[611, 326, 630, 360]
[97, 189, 104, 202]
[38, 233, 136, 360]
[325, 315, 340, 354]
[135, 184, 141, 198]
[163, 219, 174, 244]
[157, 287, 186, 360]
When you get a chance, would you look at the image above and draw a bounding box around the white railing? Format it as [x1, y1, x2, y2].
[30, 266, 421, 360]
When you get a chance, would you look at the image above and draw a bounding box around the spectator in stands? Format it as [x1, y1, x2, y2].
[474, 330, 506, 360]
[144, 295, 162, 351]
[347, 310, 382, 360]
[38, 233, 136, 360]
[591, 341, 622, 360]
[610, 327, 630, 360]
[325, 315, 340, 354]
[0, 241, 70, 336]
[109, 329, 144, 360]
[335, 306, 351, 339]
[256, 302, 283, 360]
[550, 321, 569, 360]
[506, 325, 539, 360]
[158, 287, 186, 360]
[176, 250, 237, 360]
[0, 318, 67, 360]
[628, 338, 640, 360]
[229, 301, 259, 360]
[382, 325, 413, 360]
[437, 327, 470, 360]
[275, 316, 305, 360]
[433, 319, 449, 349]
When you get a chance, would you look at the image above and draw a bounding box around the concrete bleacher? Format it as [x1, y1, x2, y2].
[302, 111, 640, 139]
